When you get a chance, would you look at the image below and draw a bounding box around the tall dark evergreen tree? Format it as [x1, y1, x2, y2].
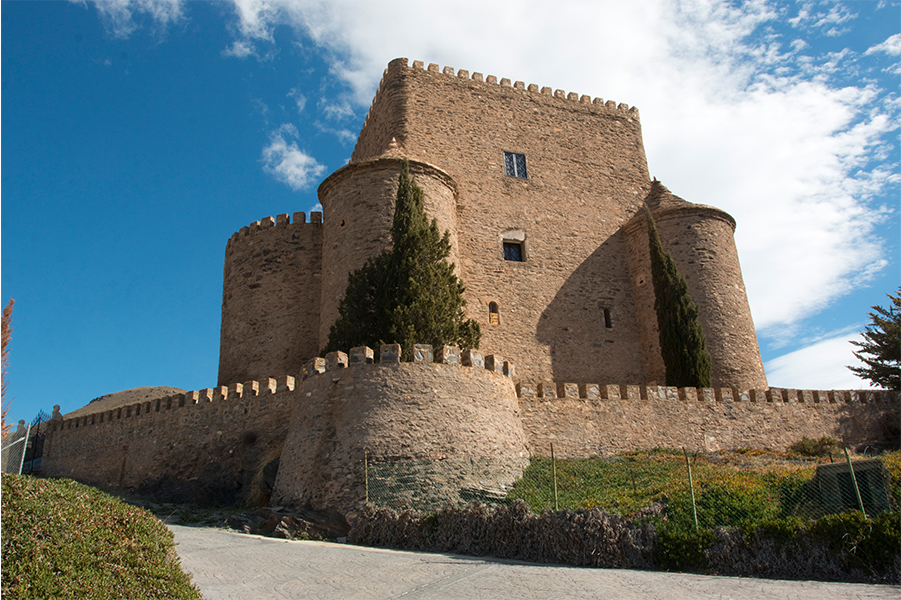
[646, 210, 712, 388]
[324, 160, 480, 358]
[848, 288, 900, 390]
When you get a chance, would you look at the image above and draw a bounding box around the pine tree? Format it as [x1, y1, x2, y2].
[848, 288, 900, 390]
[324, 160, 480, 358]
[646, 210, 712, 388]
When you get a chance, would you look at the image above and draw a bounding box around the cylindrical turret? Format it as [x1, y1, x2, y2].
[317, 154, 459, 348]
[217, 213, 323, 386]
[625, 181, 767, 390]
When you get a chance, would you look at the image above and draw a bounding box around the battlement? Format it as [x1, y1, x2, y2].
[516, 382, 898, 404]
[225, 211, 323, 250]
[356, 57, 640, 151]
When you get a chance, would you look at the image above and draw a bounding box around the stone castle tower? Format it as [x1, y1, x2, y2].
[218, 57, 767, 391]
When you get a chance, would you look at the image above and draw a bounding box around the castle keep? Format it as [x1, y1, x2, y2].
[218, 57, 767, 391]
[40, 59, 898, 511]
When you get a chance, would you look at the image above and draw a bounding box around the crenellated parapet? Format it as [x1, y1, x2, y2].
[356, 57, 640, 149]
[515, 381, 899, 404]
[225, 211, 323, 253]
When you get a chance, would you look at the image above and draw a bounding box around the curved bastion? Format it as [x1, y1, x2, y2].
[273, 350, 528, 512]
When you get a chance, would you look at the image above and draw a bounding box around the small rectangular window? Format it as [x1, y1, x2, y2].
[503, 151, 528, 179]
[503, 241, 523, 262]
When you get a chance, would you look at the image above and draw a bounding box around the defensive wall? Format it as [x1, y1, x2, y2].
[42, 343, 899, 510]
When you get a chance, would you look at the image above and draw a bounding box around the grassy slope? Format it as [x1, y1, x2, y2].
[2, 475, 202, 600]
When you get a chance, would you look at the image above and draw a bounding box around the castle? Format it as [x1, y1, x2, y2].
[218, 57, 767, 391]
[39, 59, 897, 511]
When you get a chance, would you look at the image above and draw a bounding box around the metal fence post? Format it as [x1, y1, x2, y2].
[364, 449, 369, 504]
[551, 443, 559, 512]
[17, 423, 31, 475]
[683, 447, 699, 531]
[843, 447, 867, 518]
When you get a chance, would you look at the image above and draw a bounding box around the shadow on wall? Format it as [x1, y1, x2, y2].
[536, 232, 645, 385]
[838, 403, 901, 451]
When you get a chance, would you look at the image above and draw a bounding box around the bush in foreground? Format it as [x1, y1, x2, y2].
[2, 475, 201, 599]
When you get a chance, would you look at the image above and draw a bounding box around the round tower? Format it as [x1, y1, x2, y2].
[217, 213, 323, 386]
[317, 150, 459, 348]
[625, 181, 767, 390]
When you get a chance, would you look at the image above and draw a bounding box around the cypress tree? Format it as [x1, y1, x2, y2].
[324, 160, 480, 358]
[645, 210, 712, 388]
[848, 288, 900, 390]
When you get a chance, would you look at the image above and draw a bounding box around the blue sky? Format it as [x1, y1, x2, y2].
[2, 0, 899, 427]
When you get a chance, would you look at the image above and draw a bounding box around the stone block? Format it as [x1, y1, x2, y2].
[557, 383, 579, 398]
[325, 351, 348, 370]
[625, 385, 641, 400]
[678, 387, 698, 402]
[603, 385, 621, 400]
[503, 361, 515, 379]
[814, 390, 830, 403]
[539, 383, 557, 398]
[349, 346, 374, 365]
[665, 386, 679, 401]
[766, 388, 784, 403]
[831, 390, 849, 403]
[304, 358, 327, 378]
[413, 344, 433, 363]
[750, 389, 766, 402]
[643, 385, 665, 400]
[485, 355, 504, 374]
[699, 388, 716, 402]
[580, 384, 601, 399]
[784, 389, 799, 403]
[213, 386, 228, 401]
[277, 376, 295, 393]
[799, 390, 815, 403]
[736, 389, 751, 402]
[462, 350, 484, 368]
[266, 378, 278, 394]
[516, 383, 537, 398]
[380, 344, 402, 363]
[228, 382, 244, 398]
[437, 345, 460, 364]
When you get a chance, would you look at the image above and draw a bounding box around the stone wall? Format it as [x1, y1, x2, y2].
[218, 212, 322, 385]
[517, 383, 899, 457]
[42, 380, 298, 505]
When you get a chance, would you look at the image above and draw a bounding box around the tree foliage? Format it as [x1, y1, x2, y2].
[646, 210, 712, 388]
[323, 161, 480, 358]
[1, 298, 13, 436]
[848, 288, 900, 390]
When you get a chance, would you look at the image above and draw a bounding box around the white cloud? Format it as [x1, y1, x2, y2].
[82, 0, 184, 38]
[288, 87, 307, 114]
[764, 329, 875, 390]
[865, 33, 901, 56]
[261, 124, 325, 190]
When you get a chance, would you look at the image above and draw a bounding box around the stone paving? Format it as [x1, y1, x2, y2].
[170, 525, 899, 600]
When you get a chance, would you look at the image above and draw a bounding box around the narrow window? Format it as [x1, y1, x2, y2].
[604, 308, 612, 329]
[489, 302, 500, 325]
[503, 241, 523, 262]
[503, 151, 528, 179]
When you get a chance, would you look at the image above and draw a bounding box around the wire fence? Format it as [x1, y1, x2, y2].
[364, 447, 900, 531]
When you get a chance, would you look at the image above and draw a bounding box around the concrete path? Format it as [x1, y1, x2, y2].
[170, 525, 898, 600]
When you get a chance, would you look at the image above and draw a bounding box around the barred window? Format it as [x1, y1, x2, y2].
[503, 151, 528, 179]
[503, 241, 523, 262]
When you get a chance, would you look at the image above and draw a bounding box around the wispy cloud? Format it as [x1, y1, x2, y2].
[865, 33, 901, 56]
[81, 0, 184, 38]
[288, 87, 307, 114]
[764, 328, 874, 389]
[261, 124, 325, 190]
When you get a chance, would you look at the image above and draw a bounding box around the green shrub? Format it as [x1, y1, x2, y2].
[653, 524, 714, 572]
[788, 436, 842, 457]
[2, 475, 201, 599]
[810, 510, 901, 575]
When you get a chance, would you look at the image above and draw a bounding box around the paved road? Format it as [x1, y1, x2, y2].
[170, 525, 898, 600]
